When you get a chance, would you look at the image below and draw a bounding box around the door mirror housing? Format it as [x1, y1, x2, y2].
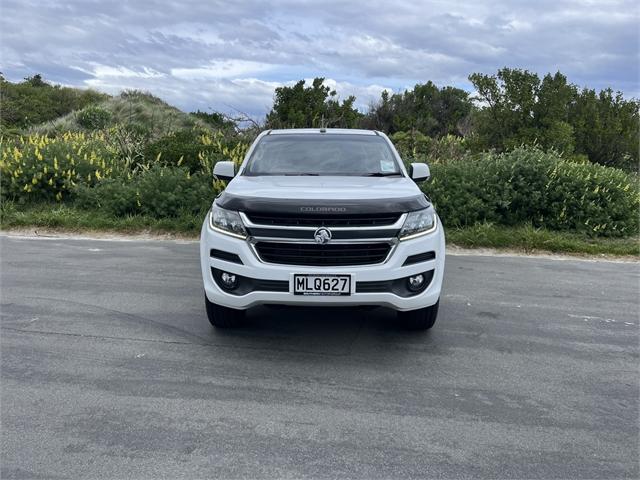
[213, 161, 235, 182]
[409, 162, 430, 182]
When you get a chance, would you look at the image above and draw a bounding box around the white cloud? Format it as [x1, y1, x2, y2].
[1, 0, 637, 114]
[502, 19, 533, 32]
[171, 60, 273, 80]
[79, 64, 165, 79]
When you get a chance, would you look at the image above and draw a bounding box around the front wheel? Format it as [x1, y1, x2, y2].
[205, 294, 245, 328]
[397, 300, 439, 330]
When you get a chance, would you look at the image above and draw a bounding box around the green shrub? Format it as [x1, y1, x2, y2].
[76, 106, 112, 130]
[0, 74, 109, 130]
[543, 161, 639, 235]
[74, 179, 138, 216]
[391, 131, 469, 165]
[564, 153, 591, 165]
[425, 147, 639, 236]
[425, 134, 469, 164]
[390, 131, 432, 159]
[191, 110, 236, 131]
[75, 166, 216, 218]
[135, 167, 213, 217]
[103, 124, 149, 173]
[144, 129, 250, 174]
[144, 129, 218, 173]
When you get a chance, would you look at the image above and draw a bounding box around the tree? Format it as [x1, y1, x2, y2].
[469, 68, 542, 150]
[534, 72, 577, 154]
[362, 81, 473, 136]
[569, 88, 639, 170]
[266, 78, 361, 129]
[468, 67, 639, 169]
[24, 74, 47, 87]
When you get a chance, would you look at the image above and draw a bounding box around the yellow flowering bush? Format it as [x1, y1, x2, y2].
[0, 127, 250, 219]
[197, 131, 249, 192]
[199, 131, 249, 166]
[4, 127, 636, 238]
[143, 129, 250, 174]
[1, 132, 117, 202]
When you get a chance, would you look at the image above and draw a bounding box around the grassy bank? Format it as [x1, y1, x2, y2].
[2, 203, 638, 257]
[0, 203, 203, 235]
[445, 223, 639, 256]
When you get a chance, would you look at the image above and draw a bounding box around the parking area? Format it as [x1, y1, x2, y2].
[1, 235, 638, 479]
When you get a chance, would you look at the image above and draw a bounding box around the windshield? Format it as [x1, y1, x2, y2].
[243, 134, 402, 176]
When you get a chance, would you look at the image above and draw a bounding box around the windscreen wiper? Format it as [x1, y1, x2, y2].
[364, 172, 402, 177]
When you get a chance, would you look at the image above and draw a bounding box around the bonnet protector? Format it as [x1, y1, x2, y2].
[215, 192, 431, 215]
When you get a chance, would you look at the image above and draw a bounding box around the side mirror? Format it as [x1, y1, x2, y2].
[213, 161, 235, 182]
[409, 162, 430, 182]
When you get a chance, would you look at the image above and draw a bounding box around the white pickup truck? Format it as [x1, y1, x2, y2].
[200, 128, 445, 330]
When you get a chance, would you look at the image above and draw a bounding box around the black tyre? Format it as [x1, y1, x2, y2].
[397, 300, 439, 330]
[205, 294, 245, 328]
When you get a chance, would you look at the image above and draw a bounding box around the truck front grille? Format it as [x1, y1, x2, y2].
[254, 242, 392, 266]
[246, 212, 401, 227]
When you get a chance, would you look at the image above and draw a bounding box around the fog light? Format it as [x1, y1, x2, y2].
[407, 274, 425, 292]
[221, 272, 237, 289]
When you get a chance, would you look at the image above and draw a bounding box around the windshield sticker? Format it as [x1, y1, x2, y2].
[380, 160, 396, 172]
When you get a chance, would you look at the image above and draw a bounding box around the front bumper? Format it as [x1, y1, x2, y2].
[200, 217, 445, 311]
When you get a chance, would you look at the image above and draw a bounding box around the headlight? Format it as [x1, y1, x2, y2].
[209, 204, 247, 239]
[399, 208, 437, 240]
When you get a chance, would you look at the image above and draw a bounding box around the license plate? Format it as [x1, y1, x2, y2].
[293, 274, 352, 296]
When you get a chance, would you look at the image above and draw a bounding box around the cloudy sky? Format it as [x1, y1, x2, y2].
[1, 0, 638, 117]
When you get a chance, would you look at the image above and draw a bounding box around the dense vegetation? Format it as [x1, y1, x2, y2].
[428, 147, 638, 236]
[266, 78, 360, 129]
[0, 74, 108, 131]
[245, 69, 640, 172]
[468, 70, 639, 170]
[1, 71, 638, 253]
[361, 82, 473, 137]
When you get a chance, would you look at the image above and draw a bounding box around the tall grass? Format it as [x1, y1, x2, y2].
[30, 91, 213, 139]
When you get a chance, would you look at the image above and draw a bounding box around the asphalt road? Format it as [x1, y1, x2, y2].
[1, 234, 638, 479]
